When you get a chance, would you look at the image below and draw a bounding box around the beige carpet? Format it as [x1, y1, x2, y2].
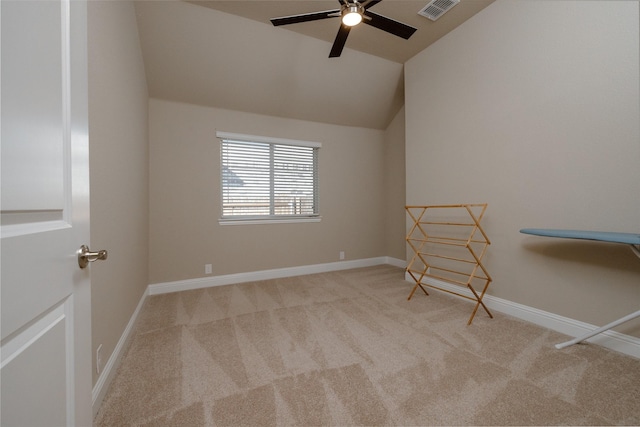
[94, 265, 640, 426]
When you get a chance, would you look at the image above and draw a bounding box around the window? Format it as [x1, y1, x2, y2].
[217, 132, 320, 224]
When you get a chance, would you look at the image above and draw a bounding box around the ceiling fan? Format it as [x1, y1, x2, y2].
[270, 0, 417, 58]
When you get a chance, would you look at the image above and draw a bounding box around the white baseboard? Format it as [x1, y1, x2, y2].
[385, 256, 407, 268]
[92, 287, 149, 418]
[405, 272, 640, 359]
[148, 256, 406, 295]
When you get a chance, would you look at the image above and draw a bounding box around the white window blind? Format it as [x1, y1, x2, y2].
[217, 132, 320, 222]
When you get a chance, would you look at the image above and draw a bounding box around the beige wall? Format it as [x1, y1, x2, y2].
[148, 99, 390, 284]
[88, 1, 149, 385]
[405, 0, 640, 336]
[383, 106, 407, 260]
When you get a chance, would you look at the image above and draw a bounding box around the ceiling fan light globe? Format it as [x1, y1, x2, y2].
[342, 8, 362, 26]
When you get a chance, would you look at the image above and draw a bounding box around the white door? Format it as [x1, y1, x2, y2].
[1, 1, 94, 425]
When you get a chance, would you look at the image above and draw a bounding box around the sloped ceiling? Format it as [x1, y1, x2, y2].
[134, 0, 494, 129]
[188, 1, 495, 64]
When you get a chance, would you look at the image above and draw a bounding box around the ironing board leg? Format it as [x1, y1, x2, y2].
[556, 244, 640, 349]
[555, 309, 640, 349]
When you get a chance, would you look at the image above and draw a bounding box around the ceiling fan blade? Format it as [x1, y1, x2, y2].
[270, 9, 340, 26]
[363, 10, 417, 39]
[329, 24, 351, 58]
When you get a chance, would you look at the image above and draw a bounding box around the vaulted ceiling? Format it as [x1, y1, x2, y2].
[134, 0, 494, 129]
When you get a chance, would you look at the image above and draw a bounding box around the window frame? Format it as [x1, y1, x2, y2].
[217, 131, 321, 225]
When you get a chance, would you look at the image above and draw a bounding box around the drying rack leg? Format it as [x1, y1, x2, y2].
[555, 309, 640, 349]
[466, 284, 493, 325]
[407, 281, 429, 300]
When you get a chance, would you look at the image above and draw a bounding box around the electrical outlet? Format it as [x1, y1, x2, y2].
[205, 264, 212, 275]
[339, 251, 345, 260]
[96, 344, 103, 375]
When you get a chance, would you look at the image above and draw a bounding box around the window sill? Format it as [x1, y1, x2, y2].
[219, 216, 322, 226]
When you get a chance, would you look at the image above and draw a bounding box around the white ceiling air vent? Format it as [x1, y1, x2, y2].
[418, 0, 460, 21]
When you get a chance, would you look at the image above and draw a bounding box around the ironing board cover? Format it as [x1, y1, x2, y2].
[520, 229, 640, 245]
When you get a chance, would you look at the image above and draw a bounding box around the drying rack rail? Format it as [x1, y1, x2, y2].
[406, 204, 492, 325]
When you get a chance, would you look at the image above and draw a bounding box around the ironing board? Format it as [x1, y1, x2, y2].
[520, 228, 640, 349]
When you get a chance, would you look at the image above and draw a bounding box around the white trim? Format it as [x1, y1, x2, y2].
[216, 131, 322, 148]
[92, 287, 149, 418]
[148, 257, 405, 295]
[219, 216, 322, 226]
[385, 256, 407, 268]
[405, 272, 640, 359]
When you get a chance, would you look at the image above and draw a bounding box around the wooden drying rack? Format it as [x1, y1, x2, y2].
[406, 204, 492, 325]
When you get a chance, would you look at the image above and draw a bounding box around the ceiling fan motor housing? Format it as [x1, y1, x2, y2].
[342, 3, 364, 26]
